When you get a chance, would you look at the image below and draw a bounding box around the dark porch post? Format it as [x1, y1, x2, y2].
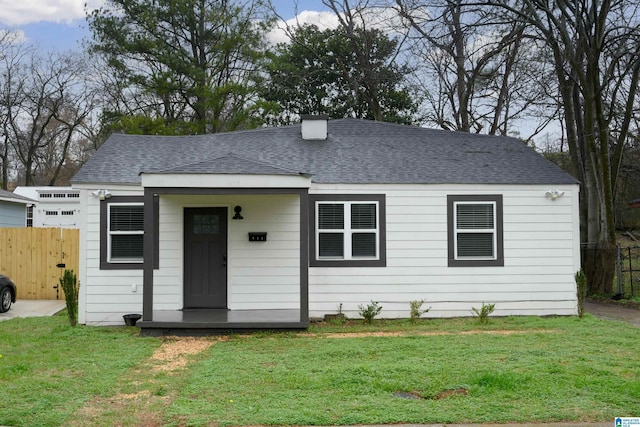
[142, 188, 156, 321]
[300, 189, 309, 322]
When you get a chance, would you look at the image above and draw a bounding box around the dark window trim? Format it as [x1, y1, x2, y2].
[309, 194, 386, 267]
[100, 195, 159, 270]
[447, 194, 504, 267]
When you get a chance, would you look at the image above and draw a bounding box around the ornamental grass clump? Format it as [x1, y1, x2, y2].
[59, 269, 79, 326]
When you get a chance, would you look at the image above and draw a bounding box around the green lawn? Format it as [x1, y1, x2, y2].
[1, 313, 639, 426]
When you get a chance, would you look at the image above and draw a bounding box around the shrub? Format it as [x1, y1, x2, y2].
[409, 299, 430, 323]
[471, 302, 495, 324]
[59, 269, 79, 327]
[575, 269, 587, 318]
[358, 301, 382, 324]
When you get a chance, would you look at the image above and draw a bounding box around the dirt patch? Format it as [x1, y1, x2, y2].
[394, 387, 469, 401]
[435, 387, 468, 399]
[321, 329, 555, 339]
[587, 296, 640, 310]
[73, 391, 167, 427]
[150, 336, 222, 372]
[73, 336, 221, 426]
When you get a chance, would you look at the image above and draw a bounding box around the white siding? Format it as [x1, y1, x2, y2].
[76, 187, 300, 325]
[77, 185, 145, 325]
[160, 194, 300, 311]
[308, 184, 580, 319]
[75, 182, 580, 325]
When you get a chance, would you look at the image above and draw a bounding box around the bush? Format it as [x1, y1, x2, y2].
[472, 302, 495, 324]
[409, 299, 430, 323]
[59, 269, 79, 327]
[358, 301, 382, 324]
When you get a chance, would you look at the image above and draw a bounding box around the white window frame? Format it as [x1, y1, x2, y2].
[315, 201, 380, 261]
[107, 202, 144, 264]
[453, 200, 497, 260]
[26, 205, 33, 227]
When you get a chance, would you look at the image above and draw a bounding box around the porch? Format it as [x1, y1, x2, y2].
[139, 184, 311, 335]
[138, 309, 308, 336]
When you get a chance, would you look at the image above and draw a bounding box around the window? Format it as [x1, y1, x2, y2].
[39, 193, 52, 199]
[447, 195, 503, 267]
[310, 194, 386, 267]
[61, 210, 74, 216]
[100, 195, 159, 270]
[108, 204, 144, 262]
[53, 193, 65, 198]
[45, 210, 58, 216]
[68, 193, 80, 198]
[26, 205, 33, 227]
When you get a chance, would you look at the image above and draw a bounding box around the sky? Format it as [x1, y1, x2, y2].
[0, 0, 335, 50]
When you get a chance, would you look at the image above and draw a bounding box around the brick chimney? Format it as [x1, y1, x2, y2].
[300, 115, 328, 140]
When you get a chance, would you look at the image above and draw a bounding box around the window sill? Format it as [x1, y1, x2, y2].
[100, 261, 148, 270]
[448, 259, 504, 267]
[310, 259, 386, 267]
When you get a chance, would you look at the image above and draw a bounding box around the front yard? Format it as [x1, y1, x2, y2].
[1, 313, 638, 426]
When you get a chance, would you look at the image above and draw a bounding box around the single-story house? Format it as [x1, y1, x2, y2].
[71, 117, 580, 335]
[0, 189, 36, 228]
[13, 186, 81, 228]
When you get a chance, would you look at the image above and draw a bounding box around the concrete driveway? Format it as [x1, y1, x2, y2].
[0, 299, 65, 321]
[584, 299, 640, 326]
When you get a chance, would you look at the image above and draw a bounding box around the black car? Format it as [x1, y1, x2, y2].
[0, 275, 16, 313]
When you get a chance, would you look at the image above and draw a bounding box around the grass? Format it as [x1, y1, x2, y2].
[0, 315, 160, 426]
[1, 313, 639, 426]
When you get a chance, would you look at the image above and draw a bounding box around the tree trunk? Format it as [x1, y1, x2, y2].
[582, 242, 615, 295]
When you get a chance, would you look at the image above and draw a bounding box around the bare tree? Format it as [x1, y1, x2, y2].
[1, 48, 96, 186]
[394, 0, 554, 137]
[0, 33, 32, 189]
[488, 0, 640, 294]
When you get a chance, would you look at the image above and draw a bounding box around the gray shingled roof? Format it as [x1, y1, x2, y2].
[152, 153, 305, 175]
[72, 118, 578, 186]
[0, 189, 36, 204]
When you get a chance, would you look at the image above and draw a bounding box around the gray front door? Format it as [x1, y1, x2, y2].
[184, 207, 227, 308]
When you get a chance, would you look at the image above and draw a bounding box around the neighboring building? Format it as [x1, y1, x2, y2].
[0, 189, 36, 228]
[13, 187, 80, 228]
[630, 198, 640, 209]
[71, 117, 581, 334]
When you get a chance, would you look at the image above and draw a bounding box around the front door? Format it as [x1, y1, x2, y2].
[184, 207, 228, 308]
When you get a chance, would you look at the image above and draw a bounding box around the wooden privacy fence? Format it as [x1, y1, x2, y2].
[0, 228, 79, 300]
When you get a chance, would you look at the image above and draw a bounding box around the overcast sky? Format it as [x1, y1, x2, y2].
[0, 0, 336, 49]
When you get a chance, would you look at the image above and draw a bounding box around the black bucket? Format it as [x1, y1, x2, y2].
[123, 313, 142, 326]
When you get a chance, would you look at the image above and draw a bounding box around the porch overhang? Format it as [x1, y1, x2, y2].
[141, 173, 312, 189]
[140, 185, 310, 333]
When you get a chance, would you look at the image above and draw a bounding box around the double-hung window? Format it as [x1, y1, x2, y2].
[108, 203, 144, 263]
[310, 194, 386, 267]
[447, 195, 503, 267]
[100, 195, 158, 270]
